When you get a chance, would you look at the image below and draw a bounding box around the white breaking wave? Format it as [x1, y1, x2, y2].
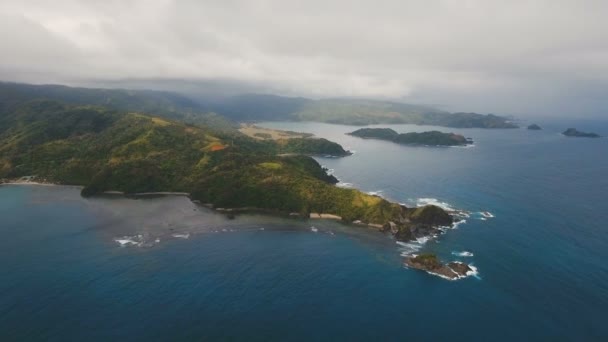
[115, 237, 142, 247]
[114, 234, 160, 248]
[172, 233, 190, 239]
[310, 226, 318, 233]
[479, 211, 495, 218]
[416, 198, 456, 211]
[453, 219, 467, 229]
[366, 190, 383, 196]
[336, 182, 353, 188]
[452, 251, 474, 257]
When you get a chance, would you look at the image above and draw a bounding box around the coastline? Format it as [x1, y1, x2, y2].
[2, 182, 468, 280]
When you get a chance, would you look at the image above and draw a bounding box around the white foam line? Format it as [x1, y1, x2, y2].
[451, 251, 474, 257]
[172, 233, 190, 239]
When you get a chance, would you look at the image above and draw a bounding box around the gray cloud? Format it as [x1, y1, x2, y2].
[1, 0, 607, 117]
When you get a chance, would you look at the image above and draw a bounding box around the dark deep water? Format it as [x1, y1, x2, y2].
[1, 120, 608, 341]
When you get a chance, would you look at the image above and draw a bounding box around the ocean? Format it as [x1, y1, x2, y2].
[1, 120, 607, 341]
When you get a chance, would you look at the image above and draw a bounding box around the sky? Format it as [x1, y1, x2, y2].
[0, 0, 607, 117]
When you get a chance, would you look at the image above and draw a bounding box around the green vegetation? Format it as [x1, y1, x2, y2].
[0, 83, 455, 234]
[348, 128, 472, 146]
[0, 100, 402, 224]
[410, 254, 440, 266]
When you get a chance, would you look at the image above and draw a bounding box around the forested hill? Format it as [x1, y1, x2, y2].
[0, 82, 238, 132]
[0, 82, 518, 128]
[0, 99, 412, 225]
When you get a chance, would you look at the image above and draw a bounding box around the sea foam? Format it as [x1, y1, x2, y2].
[171, 233, 190, 239]
[452, 251, 474, 257]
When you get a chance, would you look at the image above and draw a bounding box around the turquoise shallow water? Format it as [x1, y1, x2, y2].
[1, 121, 608, 341]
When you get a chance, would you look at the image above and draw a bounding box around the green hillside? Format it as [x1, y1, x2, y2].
[0, 100, 407, 224]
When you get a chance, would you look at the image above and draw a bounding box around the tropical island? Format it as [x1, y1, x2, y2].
[527, 124, 542, 130]
[347, 128, 473, 146]
[562, 128, 600, 138]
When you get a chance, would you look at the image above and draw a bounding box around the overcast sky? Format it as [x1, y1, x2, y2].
[1, 0, 607, 117]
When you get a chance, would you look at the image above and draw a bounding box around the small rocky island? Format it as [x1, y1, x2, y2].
[405, 254, 473, 280]
[527, 124, 542, 130]
[562, 128, 600, 138]
[347, 128, 473, 146]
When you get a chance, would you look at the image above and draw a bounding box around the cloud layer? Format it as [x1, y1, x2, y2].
[1, 0, 607, 117]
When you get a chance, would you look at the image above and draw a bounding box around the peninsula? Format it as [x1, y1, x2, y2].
[347, 128, 473, 146]
[0, 94, 455, 246]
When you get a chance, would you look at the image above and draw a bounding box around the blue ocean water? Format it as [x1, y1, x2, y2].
[1, 121, 608, 341]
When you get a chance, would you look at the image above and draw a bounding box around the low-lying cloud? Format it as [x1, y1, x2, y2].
[1, 0, 607, 117]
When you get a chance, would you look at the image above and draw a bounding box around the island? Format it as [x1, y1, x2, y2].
[562, 128, 600, 138]
[405, 254, 473, 280]
[527, 124, 542, 130]
[347, 128, 473, 146]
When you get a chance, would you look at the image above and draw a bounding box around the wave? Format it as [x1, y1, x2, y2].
[418, 263, 480, 281]
[415, 198, 456, 211]
[452, 251, 474, 257]
[310, 226, 318, 233]
[366, 190, 383, 196]
[171, 233, 190, 239]
[452, 219, 467, 229]
[449, 144, 476, 149]
[479, 211, 495, 218]
[321, 165, 335, 175]
[336, 182, 353, 188]
[114, 234, 160, 248]
[115, 237, 142, 247]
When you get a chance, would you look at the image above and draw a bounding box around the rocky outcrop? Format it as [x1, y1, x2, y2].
[382, 204, 454, 242]
[447, 262, 472, 277]
[409, 205, 453, 226]
[527, 124, 542, 130]
[562, 128, 600, 138]
[405, 254, 472, 280]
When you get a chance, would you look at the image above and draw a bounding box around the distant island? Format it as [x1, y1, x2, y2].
[562, 128, 600, 138]
[347, 128, 473, 146]
[527, 124, 542, 130]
